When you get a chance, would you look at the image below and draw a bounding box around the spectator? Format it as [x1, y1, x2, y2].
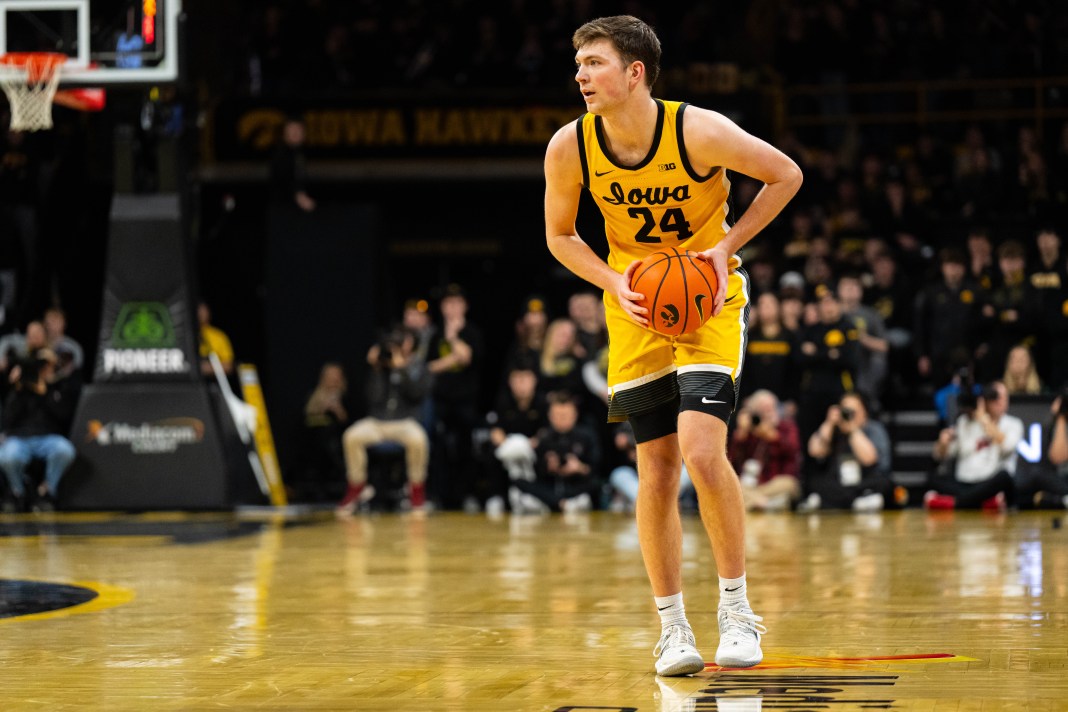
[483, 364, 545, 508]
[796, 288, 860, 440]
[728, 390, 802, 511]
[0, 349, 76, 512]
[402, 297, 436, 365]
[537, 318, 584, 400]
[966, 227, 997, 291]
[270, 118, 316, 212]
[42, 307, 83, 372]
[511, 392, 600, 514]
[1002, 345, 1043, 396]
[607, 422, 695, 514]
[567, 291, 607, 362]
[740, 292, 798, 405]
[1030, 228, 1068, 389]
[296, 362, 349, 503]
[981, 240, 1039, 380]
[1017, 389, 1068, 510]
[914, 249, 987, 387]
[198, 302, 235, 376]
[0, 319, 46, 373]
[801, 392, 895, 512]
[503, 296, 548, 375]
[837, 274, 888, 405]
[428, 284, 484, 510]
[338, 327, 430, 515]
[927, 381, 1021, 510]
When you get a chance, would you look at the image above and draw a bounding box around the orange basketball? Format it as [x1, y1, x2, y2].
[630, 248, 718, 336]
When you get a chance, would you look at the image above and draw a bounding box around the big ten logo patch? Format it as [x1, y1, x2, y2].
[659, 162, 677, 171]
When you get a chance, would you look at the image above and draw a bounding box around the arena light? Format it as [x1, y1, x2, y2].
[142, 0, 155, 44]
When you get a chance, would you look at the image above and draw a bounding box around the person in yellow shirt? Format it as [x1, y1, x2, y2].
[198, 302, 234, 376]
[544, 15, 801, 675]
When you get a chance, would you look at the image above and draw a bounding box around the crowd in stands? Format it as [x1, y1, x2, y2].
[211, 1, 1068, 96]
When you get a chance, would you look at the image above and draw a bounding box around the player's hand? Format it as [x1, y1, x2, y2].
[694, 245, 730, 317]
[616, 260, 649, 326]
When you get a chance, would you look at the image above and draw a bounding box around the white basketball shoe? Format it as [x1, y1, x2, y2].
[714, 602, 766, 668]
[654, 624, 705, 676]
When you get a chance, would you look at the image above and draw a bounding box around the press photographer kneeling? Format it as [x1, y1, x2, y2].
[802, 392, 895, 512]
[928, 381, 1022, 510]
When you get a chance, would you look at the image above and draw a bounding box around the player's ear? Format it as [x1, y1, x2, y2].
[629, 61, 645, 85]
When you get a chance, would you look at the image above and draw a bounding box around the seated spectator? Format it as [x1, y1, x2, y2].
[0, 320, 46, 375]
[1030, 228, 1067, 389]
[1017, 389, 1068, 510]
[607, 421, 695, 513]
[728, 390, 802, 511]
[796, 289, 860, 440]
[914, 248, 987, 387]
[741, 292, 798, 405]
[980, 240, 1040, 380]
[198, 302, 235, 376]
[503, 296, 548, 375]
[0, 349, 76, 512]
[837, 274, 888, 406]
[43, 307, 83, 372]
[537, 318, 584, 400]
[1002, 344, 1043, 395]
[511, 392, 600, 514]
[485, 363, 545, 494]
[338, 327, 431, 515]
[568, 291, 607, 361]
[296, 362, 349, 502]
[927, 381, 1022, 510]
[800, 392, 895, 512]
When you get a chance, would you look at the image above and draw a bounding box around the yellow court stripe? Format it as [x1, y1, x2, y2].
[0, 580, 135, 625]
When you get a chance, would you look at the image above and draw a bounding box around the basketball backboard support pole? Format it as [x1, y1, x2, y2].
[0, 0, 180, 85]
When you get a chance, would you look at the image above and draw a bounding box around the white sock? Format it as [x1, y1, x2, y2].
[719, 574, 747, 607]
[654, 592, 689, 631]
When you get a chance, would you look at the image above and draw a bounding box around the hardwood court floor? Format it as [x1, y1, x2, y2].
[0, 509, 1066, 710]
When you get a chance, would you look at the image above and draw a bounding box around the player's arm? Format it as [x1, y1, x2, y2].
[684, 108, 803, 316]
[544, 124, 648, 326]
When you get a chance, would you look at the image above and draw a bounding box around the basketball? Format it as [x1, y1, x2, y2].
[630, 248, 718, 336]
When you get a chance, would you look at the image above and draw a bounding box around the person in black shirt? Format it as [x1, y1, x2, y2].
[1030, 229, 1068, 389]
[980, 240, 1040, 381]
[0, 349, 75, 512]
[914, 248, 988, 387]
[741, 292, 798, 406]
[796, 288, 860, 441]
[428, 284, 484, 510]
[270, 118, 316, 212]
[511, 392, 601, 514]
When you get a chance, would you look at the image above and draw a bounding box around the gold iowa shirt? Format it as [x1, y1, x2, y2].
[577, 99, 733, 273]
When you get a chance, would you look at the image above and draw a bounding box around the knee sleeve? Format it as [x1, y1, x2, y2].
[628, 399, 679, 444]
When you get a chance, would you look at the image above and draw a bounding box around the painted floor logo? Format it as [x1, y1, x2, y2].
[0, 579, 134, 623]
[554, 654, 978, 712]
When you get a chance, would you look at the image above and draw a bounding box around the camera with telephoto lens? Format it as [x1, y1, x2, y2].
[375, 329, 408, 368]
[749, 412, 762, 427]
[956, 368, 978, 413]
[840, 407, 855, 422]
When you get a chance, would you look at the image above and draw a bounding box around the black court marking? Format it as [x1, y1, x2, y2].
[0, 579, 97, 619]
[0, 516, 311, 545]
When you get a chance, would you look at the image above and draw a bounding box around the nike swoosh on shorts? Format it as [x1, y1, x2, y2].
[702, 398, 726, 404]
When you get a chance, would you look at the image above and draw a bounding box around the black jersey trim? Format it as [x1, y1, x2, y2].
[676, 103, 718, 183]
[594, 99, 665, 172]
[576, 115, 590, 188]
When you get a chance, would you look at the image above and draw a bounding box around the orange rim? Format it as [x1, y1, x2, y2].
[0, 52, 66, 83]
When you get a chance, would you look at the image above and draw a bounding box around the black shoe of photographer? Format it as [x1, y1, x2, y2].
[32, 492, 56, 513]
[3, 494, 27, 514]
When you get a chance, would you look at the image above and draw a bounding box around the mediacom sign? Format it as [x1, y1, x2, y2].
[86, 418, 205, 454]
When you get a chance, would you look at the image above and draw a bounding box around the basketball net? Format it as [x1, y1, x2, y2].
[0, 53, 66, 131]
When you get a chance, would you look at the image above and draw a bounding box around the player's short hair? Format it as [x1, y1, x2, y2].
[573, 15, 661, 88]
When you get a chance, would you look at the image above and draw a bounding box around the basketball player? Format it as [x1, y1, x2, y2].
[544, 16, 802, 675]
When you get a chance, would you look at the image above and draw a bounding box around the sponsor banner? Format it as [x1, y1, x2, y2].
[94, 197, 199, 383]
[211, 98, 582, 161]
[67, 384, 230, 509]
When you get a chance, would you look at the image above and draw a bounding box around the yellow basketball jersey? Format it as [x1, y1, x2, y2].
[577, 100, 733, 272]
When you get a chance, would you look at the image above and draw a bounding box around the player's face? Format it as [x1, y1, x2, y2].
[575, 39, 633, 114]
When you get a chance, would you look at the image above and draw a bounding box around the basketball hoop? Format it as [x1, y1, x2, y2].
[0, 52, 67, 131]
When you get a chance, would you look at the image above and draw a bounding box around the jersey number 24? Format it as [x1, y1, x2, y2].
[628, 207, 693, 243]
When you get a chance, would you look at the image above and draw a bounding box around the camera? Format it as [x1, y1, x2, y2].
[749, 412, 762, 427]
[980, 384, 999, 402]
[840, 407, 855, 422]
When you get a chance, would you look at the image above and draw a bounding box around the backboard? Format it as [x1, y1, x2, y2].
[0, 0, 180, 84]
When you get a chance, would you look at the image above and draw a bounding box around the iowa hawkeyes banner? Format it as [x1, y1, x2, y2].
[210, 97, 582, 162]
[93, 195, 199, 383]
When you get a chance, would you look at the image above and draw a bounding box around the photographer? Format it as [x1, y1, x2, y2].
[336, 327, 431, 515]
[927, 381, 1021, 510]
[1017, 390, 1068, 509]
[801, 392, 895, 511]
[728, 390, 801, 511]
[0, 349, 76, 512]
